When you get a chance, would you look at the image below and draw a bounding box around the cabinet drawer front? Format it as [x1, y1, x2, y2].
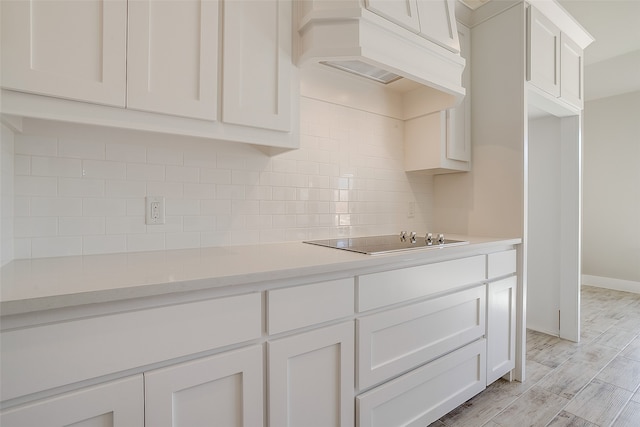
[357, 339, 486, 427]
[268, 278, 354, 335]
[487, 249, 517, 279]
[0, 375, 143, 427]
[357, 255, 485, 312]
[1, 293, 261, 401]
[357, 285, 485, 390]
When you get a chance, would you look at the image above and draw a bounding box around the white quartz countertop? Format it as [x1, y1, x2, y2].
[1, 236, 520, 316]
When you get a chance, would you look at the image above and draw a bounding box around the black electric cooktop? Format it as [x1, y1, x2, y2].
[303, 234, 468, 255]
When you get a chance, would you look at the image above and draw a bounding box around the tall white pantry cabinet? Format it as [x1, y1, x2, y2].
[0, 0, 297, 148]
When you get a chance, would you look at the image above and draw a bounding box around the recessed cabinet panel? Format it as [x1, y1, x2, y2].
[0, 0, 127, 106]
[223, 0, 292, 131]
[145, 346, 263, 427]
[415, 0, 460, 52]
[269, 322, 354, 427]
[127, 0, 219, 119]
[0, 376, 143, 427]
[357, 285, 486, 390]
[487, 276, 517, 384]
[357, 339, 486, 427]
[527, 6, 560, 97]
[365, 0, 421, 33]
[560, 33, 584, 109]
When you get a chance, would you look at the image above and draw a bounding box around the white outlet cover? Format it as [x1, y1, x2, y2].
[146, 196, 166, 225]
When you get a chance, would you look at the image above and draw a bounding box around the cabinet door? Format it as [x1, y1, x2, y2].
[560, 33, 584, 109]
[365, 0, 421, 33]
[269, 322, 354, 427]
[416, 0, 460, 52]
[145, 345, 264, 427]
[222, 0, 292, 131]
[527, 6, 560, 97]
[487, 276, 517, 384]
[0, 0, 127, 106]
[447, 23, 470, 162]
[127, 0, 219, 119]
[0, 376, 143, 427]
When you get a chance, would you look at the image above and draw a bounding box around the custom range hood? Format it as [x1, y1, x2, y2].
[296, 0, 466, 109]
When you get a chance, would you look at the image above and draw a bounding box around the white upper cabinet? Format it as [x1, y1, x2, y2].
[223, 0, 292, 132]
[527, 6, 561, 97]
[560, 33, 584, 109]
[365, 0, 459, 52]
[127, 0, 219, 120]
[527, 5, 584, 110]
[0, 0, 127, 107]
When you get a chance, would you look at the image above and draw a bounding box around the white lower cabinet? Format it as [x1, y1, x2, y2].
[357, 285, 486, 390]
[268, 322, 355, 427]
[145, 345, 264, 427]
[357, 339, 486, 427]
[487, 276, 517, 384]
[0, 376, 144, 427]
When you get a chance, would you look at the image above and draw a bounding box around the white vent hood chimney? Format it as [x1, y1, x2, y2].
[296, 0, 466, 110]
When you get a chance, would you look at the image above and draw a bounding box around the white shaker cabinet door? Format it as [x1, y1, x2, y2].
[145, 345, 264, 427]
[527, 6, 561, 97]
[127, 0, 219, 120]
[560, 33, 584, 109]
[222, 0, 292, 131]
[0, 0, 127, 106]
[487, 276, 517, 384]
[0, 376, 143, 427]
[268, 322, 355, 427]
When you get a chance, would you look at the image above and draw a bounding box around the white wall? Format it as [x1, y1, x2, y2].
[1, 123, 15, 265]
[8, 94, 434, 259]
[582, 90, 640, 292]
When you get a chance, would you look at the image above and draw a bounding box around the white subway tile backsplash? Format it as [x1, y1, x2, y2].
[32, 236, 82, 258]
[106, 216, 146, 234]
[127, 163, 165, 181]
[14, 155, 31, 175]
[11, 96, 435, 259]
[14, 217, 57, 237]
[83, 198, 127, 216]
[106, 143, 146, 163]
[147, 147, 184, 166]
[14, 135, 57, 156]
[127, 233, 164, 252]
[106, 181, 146, 198]
[31, 197, 82, 217]
[83, 235, 127, 255]
[59, 217, 105, 236]
[15, 176, 57, 197]
[31, 156, 82, 177]
[82, 160, 126, 180]
[166, 165, 199, 183]
[59, 178, 104, 197]
[59, 139, 105, 160]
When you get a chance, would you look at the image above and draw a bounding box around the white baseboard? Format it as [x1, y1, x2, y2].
[582, 275, 640, 294]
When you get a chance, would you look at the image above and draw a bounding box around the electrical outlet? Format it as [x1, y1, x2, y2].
[146, 196, 165, 225]
[407, 201, 416, 218]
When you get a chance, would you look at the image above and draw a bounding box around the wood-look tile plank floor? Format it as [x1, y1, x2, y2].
[429, 285, 640, 427]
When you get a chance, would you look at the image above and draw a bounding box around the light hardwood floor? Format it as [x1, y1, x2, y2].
[430, 285, 640, 427]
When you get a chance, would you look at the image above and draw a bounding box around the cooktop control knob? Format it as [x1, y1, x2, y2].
[438, 233, 445, 244]
[400, 231, 407, 241]
[426, 233, 433, 245]
[410, 231, 417, 243]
